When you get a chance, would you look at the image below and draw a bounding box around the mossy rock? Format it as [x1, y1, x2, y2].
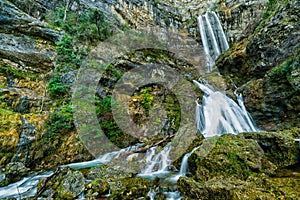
[189, 134, 277, 181]
[109, 177, 153, 200]
[85, 178, 110, 198]
[37, 167, 85, 199]
[178, 174, 298, 200]
[242, 129, 300, 168]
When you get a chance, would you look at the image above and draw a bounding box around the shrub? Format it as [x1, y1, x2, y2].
[141, 87, 154, 114]
[95, 96, 123, 138]
[45, 104, 74, 142]
[48, 76, 69, 98]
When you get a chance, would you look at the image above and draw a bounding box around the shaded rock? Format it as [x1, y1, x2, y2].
[9, 0, 56, 20]
[242, 129, 300, 168]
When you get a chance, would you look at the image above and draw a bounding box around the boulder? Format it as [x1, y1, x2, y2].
[189, 134, 276, 182]
[38, 167, 85, 199]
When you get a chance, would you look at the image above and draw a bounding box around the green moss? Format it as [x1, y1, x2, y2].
[0, 64, 39, 80]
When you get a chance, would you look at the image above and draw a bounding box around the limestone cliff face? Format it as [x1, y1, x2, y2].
[88, 0, 268, 44]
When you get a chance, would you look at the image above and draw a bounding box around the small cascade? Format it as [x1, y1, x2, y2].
[179, 146, 201, 176]
[167, 146, 201, 183]
[194, 80, 259, 137]
[197, 11, 229, 72]
[138, 143, 172, 179]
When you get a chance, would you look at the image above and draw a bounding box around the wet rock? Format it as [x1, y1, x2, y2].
[16, 96, 30, 114]
[0, 162, 29, 187]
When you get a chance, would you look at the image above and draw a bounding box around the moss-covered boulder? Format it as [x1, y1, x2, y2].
[85, 178, 110, 199]
[242, 128, 300, 168]
[178, 174, 299, 200]
[37, 167, 85, 199]
[189, 134, 276, 182]
[189, 129, 299, 182]
[108, 177, 153, 200]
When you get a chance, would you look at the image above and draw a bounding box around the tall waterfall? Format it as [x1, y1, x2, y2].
[197, 11, 229, 72]
[194, 80, 259, 137]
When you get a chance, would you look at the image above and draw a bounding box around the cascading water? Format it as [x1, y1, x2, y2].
[194, 80, 259, 137]
[66, 144, 142, 170]
[0, 171, 54, 199]
[167, 145, 201, 183]
[197, 11, 229, 72]
[138, 143, 172, 179]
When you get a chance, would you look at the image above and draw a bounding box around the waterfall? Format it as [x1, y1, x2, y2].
[138, 143, 172, 179]
[194, 80, 259, 137]
[197, 11, 229, 72]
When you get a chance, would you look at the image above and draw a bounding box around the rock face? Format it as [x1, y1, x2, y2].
[11, 117, 36, 166]
[216, 1, 300, 130]
[0, 0, 59, 73]
[215, 0, 268, 44]
[81, 0, 268, 45]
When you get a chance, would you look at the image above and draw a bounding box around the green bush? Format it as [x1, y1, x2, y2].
[95, 96, 123, 138]
[45, 104, 74, 142]
[47, 7, 112, 42]
[269, 56, 294, 79]
[141, 87, 154, 114]
[48, 76, 69, 98]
